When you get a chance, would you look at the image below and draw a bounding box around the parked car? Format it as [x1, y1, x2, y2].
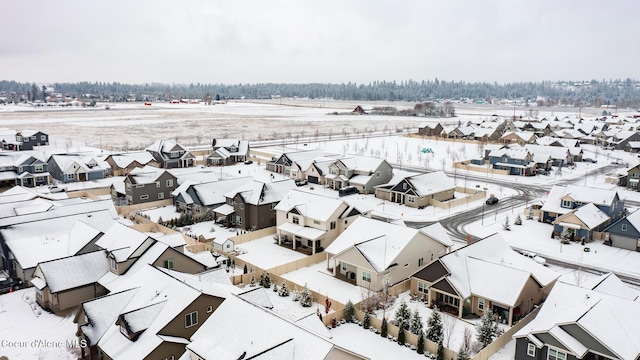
[244, 160, 253, 165]
[520, 251, 546, 266]
[338, 186, 359, 197]
[485, 196, 499, 205]
[583, 158, 597, 163]
[611, 160, 627, 166]
[294, 179, 308, 186]
[603, 145, 615, 150]
[0, 277, 23, 294]
[535, 168, 549, 176]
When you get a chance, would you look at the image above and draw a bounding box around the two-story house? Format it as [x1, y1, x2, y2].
[541, 185, 624, 225]
[603, 209, 640, 251]
[374, 171, 455, 208]
[146, 139, 194, 168]
[623, 164, 640, 189]
[267, 149, 334, 175]
[418, 122, 444, 136]
[326, 217, 453, 291]
[47, 153, 111, 183]
[488, 147, 536, 176]
[222, 179, 296, 231]
[325, 156, 394, 194]
[104, 151, 159, 176]
[500, 131, 537, 146]
[123, 166, 178, 205]
[524, 144, 573, 167]
[171, 177, 253, 220]
[0, 153, 51, 187]
[1, 130, 49, 151]
[206, 138, 250, 166]
[274, 189, 366, 255]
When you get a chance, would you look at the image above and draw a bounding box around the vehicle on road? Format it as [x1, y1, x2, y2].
[0, 277, 23, 294]
[485, 196, 499, 205]
[294, 179, 308, 186]
[520, 251, 547, 266]
[583, 158, 597, 163]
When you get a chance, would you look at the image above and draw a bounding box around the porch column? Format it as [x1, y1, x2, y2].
[458, 298, 463, 319]
[508, 307, 514, 327]
[427, 289, 433, 308]
[277, 230, 281, 245]
[312, 240, 316, 255]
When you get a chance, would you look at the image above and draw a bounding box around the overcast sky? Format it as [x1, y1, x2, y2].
[2, 0, 638, 85]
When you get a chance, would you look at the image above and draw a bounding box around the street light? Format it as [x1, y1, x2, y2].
[393, 141, 400, 170]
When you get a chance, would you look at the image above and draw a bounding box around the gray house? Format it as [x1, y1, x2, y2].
[47, 154, 110, 183]
[604, 209, 640, 251]
[326, 156, 394, 194]
[1, 130, 49, 151]
[145, 139, 194, 169]
[223, 179, 296, 230]
[207, 138, 250, 166]
[124, 166, 178, 205]
[0, 153, 50, 187]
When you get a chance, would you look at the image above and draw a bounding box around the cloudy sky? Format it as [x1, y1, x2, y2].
[2, 0, 638, 85]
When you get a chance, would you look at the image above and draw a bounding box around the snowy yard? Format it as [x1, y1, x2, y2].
[281, 262, 365, 305]
[0, 289, 80, 360]
[235, 235, 308, 270]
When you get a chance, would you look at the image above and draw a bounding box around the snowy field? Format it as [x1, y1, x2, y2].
[235, 235, 308, 270]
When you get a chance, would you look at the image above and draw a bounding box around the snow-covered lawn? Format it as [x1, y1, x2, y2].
[235, 235, 308, 270]
[329, 323, 429, 360]
[140, 205, 181, 223]
[281, 262, 365, 305]
[0, 288, 80, 360]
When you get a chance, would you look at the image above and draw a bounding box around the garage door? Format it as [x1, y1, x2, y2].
[609, 235, 638, 251]
[308, 176, 319, 184]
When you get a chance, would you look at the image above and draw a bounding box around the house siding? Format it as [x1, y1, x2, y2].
[159, 294, 224, 339]
[152, 247, 207, 274]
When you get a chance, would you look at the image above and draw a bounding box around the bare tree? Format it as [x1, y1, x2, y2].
[441, 157, 447, 171]
[461, 327, 473, 354]
[196, 134, 202, 146]
[442, 313, 458, 348]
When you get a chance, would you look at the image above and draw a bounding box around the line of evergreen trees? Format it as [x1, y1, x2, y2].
[2, 78, 640, 107]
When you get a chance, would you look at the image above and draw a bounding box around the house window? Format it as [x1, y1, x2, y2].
[478, 298, 485, 311]
[634, 173, 639, 178]
[292, 216, 299, 225]
[41, 135, 46, 141]
[170, 151, 179, 158]
[164, 258, 174, 270]
[376, 171, 381, 178]
[238, 202, 244, 210]
[408, 195, 416, 203]
[330, 221, 336, 230]
[156, 182, 160, 188]
[158, 192, 164, 199]
[443, 294, 460, 307]
[166, 179, 174, 187]
[561, 200, 572, 208]
[140, 195, 149, 200]
[207, 306, 213, 313]
[313, 220, 321, 225]
[31, 136, 36, 140]
[402, 183, 407, 190]
[527, 343, 536, 357]
[622, 224, 627, 231]
[110, 258, 117, 270]
[34, 164, 43, 172]
[185, 311, 198, 328]
[236, 215, 242, 224]
[362, 271, 371, 282]
[341, 262, 347, 271]
[228, 198, 234, 205]
[270, 203, 277, 209]
[547, 348, 566, 360]
[418, 281, 428, 294]
[67, 173, 75, 180]
[418, 257, 424, 267]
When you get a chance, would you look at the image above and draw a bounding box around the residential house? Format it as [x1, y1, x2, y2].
[552, 203, 610, 241]
[104, 151, 159, 176]
[75, 265, 235, 360]
[608, 130, 640, 150]
[146, 139, 195, 168]
[274, 189, 365, 255]
[171, 177, 252, 221]
[603, 209, 640, 251]
[267, 149, 333, 175]
[47, 153, 110, 183]
[624, 141, 640, 153]
[326, 217, 453, 291]
[206, 138, 250, 165]
[223, 179, 296, 230]
[0, 153, 51, 187]
[411, 233, 558, 327]
[513, 276, 640, 360]
[0, 200, 118, 283]
[1, 130, 49, 150]
[500, 131, 537, 145]
[300, 157, 337, 185]
[540, 185, 624, 225]
[524, 144, 573, 167]
[441, 125, 463, 139]
[123, 166, 178, 205]
[325, 156, 394, 194]
[374, 171, 455, 208]
[184, 291, 366, 360]
[624, 163, 640, 189]
[488, 147, 536, 176]
[31, 250, 109, 312]
[470, 127, 502, 142]
[418, 122, 444, 136]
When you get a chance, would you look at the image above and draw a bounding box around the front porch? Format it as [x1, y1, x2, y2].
[276, 222, 326, 255]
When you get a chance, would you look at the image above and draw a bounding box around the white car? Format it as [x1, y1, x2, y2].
[520, 251, 546, 266]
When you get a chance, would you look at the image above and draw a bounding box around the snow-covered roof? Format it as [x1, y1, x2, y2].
[580, 273, 640, 301]
[225, 179, 296, 205]
[541, 185, 619, 215]
[274, 189, 347, 222]
[514, 281, 640, 360]
[488, 146, 531, 160]
[145, 139, 185, 154]
[434, 234, 558, 304]
[95, 222, 152, 262]
[555, 203, 609, 230]
[127, 166, 171, 185]
[406, 171, 455, 197]
[185, 294, 339, 360]
[167, 167, 219, 185]
[336, 156, 387, 173]
[80, 288, 139, 346]
[524, 144, 570, 160]
[49, 154, 110, 173]
[418, 222, 454, 247]
[106, 151, 155, 169]
[36, 250, 109, 293]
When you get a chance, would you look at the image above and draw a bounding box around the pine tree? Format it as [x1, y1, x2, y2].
[397, 324, 406, 345]
[457, 347, 469, 360]
[503, 215, 511, 231]
[278, 282, 289, 297]
[475, 309, 498, 348]
[344, 300, 355, 323]
[437, 339, 444, 360]
[393, 300, 411, 330]
[300, 285, 312, 307]
[410, 308, 423, 335]
[363, 312, 371, 329]
[272, 283, 278, 292]
[260, 271, 271, 288]
[243, 264, 248, 274]
[514, 214, 522, 225]
[380, 317, 387, 337]
[426, 306, 444, 344]
[249, 272, 256, 287]
[417, 330, 425, 354]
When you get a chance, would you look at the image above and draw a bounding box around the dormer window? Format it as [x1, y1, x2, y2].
[561, 200, 572, 208]
[110, 258, 117, 271]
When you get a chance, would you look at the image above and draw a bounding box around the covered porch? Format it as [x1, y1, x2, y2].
[276, 222, 326, 255]
[213, 204, 235, 228]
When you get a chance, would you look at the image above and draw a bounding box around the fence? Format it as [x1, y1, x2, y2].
[430, 186, 486, 209]
[116, 199, 174, 216]
[470, 305, 541, 360]
[230, 226, 277, 245]
[453, 161, 510, 176]
[66, 188, 112, 201]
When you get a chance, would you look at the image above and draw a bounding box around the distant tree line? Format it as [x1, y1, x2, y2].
[1, 78, 640, 108]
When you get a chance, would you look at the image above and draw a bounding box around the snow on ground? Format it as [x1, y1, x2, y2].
[235, 235, 308, 270]
[281, 262, 365, 305]
[0, 289, 80, 360]
[488, 339, 516, 360]
[330, 323, 428, 360]
[140, 205, 181, 222]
